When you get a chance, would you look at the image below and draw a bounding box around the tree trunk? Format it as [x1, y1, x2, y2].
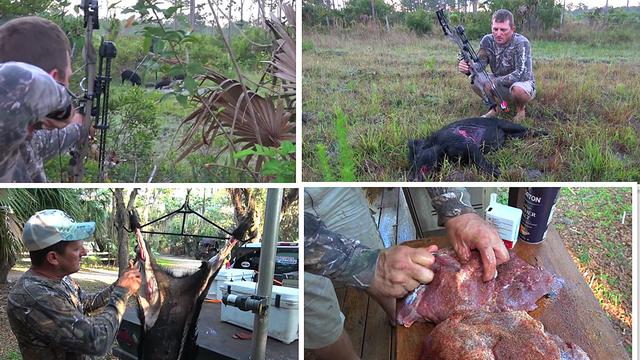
[257, 0, 267, 27]
[227, 189, 260, 242]
[228, 1, 233, 44]
[115, 188, 138, 277]
[0, 207, 19, 284]
[281, 188, 298, 213]
[0, 256, 14, 284]
[115, 189, 128, 277]
[370, 0, 376, 21]
[190, 0, 195, 29]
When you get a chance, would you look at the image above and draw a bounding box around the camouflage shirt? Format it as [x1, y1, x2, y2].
[12, 124, 82, 182]
[7, 269, 131, 360]
[0, 62, 73, 182]
[304, 188, 473, 289]
[478, 33, 535, 87]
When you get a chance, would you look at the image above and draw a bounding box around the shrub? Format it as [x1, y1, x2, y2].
[406, 9, 433, 35]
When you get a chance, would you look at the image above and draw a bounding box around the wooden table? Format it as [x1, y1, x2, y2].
[396, 227, 629, 360]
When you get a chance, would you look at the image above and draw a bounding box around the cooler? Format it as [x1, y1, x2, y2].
[207, 269, 255, 300]
[220, 281, 299, 344]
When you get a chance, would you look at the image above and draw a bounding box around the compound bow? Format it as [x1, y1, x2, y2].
[69, 0, 116, 182]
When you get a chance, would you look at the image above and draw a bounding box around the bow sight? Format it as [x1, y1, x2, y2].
[70, 0, 117, 182]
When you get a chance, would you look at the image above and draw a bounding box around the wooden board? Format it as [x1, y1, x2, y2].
[395, 227, 628, 360]
[342, 287, 369, 356]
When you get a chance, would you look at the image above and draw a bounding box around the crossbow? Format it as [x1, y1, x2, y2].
[68, 0, 116, 182]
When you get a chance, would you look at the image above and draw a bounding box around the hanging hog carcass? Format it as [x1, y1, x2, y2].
[124, 210, 250, 359]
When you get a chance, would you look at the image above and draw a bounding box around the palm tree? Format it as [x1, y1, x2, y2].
[0, 189, 90, 283]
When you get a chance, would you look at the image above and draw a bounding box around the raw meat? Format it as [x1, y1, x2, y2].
[420, 310, 590, 360]
[397, 249, 563, 326]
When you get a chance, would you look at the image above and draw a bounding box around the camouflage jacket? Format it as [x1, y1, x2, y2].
[0, 62, 73, 182]
[7, 269, 131, 360]
[304, 188, 473, 288]
[478, 33, 535, 87]
[13, 124, 82, 182]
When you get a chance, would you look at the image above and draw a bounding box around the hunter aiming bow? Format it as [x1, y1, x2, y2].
[436, 9, 508, 112]
[69, 0, 116, 183]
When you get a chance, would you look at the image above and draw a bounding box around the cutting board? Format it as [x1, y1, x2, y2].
[395, 227, 629, 360]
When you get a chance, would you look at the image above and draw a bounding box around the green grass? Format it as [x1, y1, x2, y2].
[3, 351, 21, 360]
[156, 257, 179, 268]
[555, 187, 632, 354]
[302, 29, 640, 181]
[575, 243, 591, 265]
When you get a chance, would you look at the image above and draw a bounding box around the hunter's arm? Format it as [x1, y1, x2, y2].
[304, 212, 379, 289]
[77, 282, 117, 313]
[30, 123, 82, 160]
[427, 187, 475, 226]
[8, 282, 130, 356]
[476, 35, 493, 70]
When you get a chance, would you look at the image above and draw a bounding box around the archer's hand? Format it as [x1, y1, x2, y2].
[458, 60, 471, 75]
[39, 107, 77, 130]
[444, 212, 509, 282]
[70, 112, 84, 126]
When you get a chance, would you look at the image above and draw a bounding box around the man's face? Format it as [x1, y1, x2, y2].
[54, 240, 87, 275]
[491, 20, 515, 45]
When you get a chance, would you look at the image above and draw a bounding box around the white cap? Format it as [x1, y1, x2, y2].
[22, 209, 95, 251]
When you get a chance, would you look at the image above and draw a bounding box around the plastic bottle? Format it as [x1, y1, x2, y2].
[518, 188, 560, 244]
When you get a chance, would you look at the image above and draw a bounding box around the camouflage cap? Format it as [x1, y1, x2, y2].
[23, 209, 95, 251]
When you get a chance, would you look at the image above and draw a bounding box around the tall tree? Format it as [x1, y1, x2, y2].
[0, 207, 22, 284]
[114, 188, 138, 276]
[227, 189, 260, 241]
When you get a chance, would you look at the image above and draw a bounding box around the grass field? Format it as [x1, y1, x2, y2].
[554, 187, 633, 355]
[302, 28, 640, 181]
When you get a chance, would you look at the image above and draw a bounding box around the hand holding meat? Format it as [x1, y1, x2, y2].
[369, 244, 439, 298]
[117, 262, 142, 294]
[444, 213, 509, 281]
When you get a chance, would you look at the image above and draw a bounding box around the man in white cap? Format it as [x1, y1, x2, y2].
[7, 209, 142, 359]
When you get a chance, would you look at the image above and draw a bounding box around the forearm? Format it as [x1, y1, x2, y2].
[304, 212, 379, 289]
[80, 283, 116, 312]
[32, 286, 130, 356]
[32, 123, 82, 160]
[427, 188, 475, 226]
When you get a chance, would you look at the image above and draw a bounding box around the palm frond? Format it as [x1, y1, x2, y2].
[176, 71, 295, 170]
[0, 207, 23, 264]
[264, 18, 296, 93]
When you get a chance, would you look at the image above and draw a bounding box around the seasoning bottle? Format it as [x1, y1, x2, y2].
[518, 188, 560, 244]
